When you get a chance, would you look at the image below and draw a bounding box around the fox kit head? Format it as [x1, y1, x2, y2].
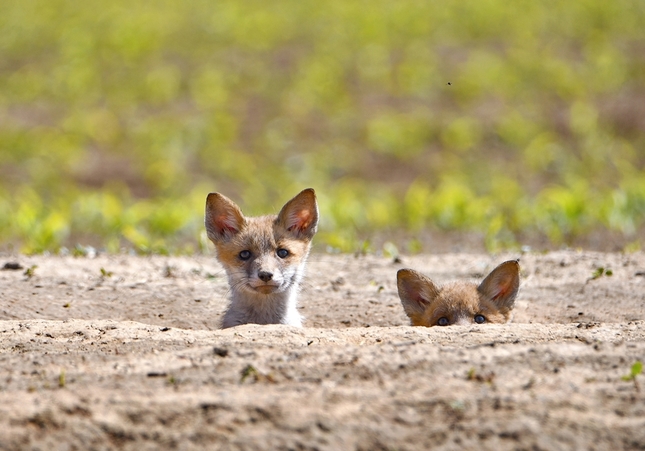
[397, 260, 520, 327]
[205, 188, 318, 297]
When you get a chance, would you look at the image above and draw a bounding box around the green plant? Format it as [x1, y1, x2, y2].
[621, 361, 642, 392]
[23, 265, 37, 279]
[1, 0, 644, 254]
[591, 267, 613, 280]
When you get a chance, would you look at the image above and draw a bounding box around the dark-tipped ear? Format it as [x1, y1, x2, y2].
[397, 269, 439, 319]
[276, 188, 319, 239]
[205, 193, 246, 243]
[477, 260, 520, 309]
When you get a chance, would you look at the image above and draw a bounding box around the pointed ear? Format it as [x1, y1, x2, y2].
[397, 269, 439, 319]
[276, 188, 319, 239]
[477, 260, 520, 309]
[205, 193, 246, 242]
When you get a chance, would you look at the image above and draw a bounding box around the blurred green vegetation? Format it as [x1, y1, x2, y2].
[1, 0, 644, 254]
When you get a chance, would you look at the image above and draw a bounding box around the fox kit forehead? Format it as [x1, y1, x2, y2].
[225, 215, 312, 252]
[434, 282, 481, 313]
[422, 283, 509, 325]
[237, 215, 281, 249]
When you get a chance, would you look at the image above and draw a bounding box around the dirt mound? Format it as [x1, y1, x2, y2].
[1, 251, 644, 450]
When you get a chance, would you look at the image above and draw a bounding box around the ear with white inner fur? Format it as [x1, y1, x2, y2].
[205, 193, 246, 243]
[477, 260, 520, 310]
[397, 269, 439, 318]
[276, 188, 319, 239]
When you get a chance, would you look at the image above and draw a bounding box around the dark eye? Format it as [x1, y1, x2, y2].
[277, 248, 289, 258]
[437, 317, 449, 327]
[474, 314, 486, 324]
[239, 250, 251, 260]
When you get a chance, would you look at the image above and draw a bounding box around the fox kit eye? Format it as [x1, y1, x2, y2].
[474, 314, 486, 324]
[276, 248, 289, 258]
[437, 317, 449, 326]
[239, 250, 251, 260]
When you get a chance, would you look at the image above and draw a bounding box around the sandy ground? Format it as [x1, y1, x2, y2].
[0, 250, 644, 450]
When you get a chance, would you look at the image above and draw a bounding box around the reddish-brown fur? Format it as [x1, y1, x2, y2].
[205, 189, 318, 328]
[212, 215, 312, 294]
[397, 260, 520, 327]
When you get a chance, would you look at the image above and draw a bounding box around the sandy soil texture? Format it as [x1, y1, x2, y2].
[0, 251, 644, 450]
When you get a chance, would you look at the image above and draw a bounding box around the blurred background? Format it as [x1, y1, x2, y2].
[1, 0, 644, 255]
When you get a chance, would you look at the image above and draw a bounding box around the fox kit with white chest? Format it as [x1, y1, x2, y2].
[397, 260, 520, 327]
[205, 188, 318, 329]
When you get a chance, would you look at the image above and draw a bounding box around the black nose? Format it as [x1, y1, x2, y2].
[258, 271, 273, 282]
